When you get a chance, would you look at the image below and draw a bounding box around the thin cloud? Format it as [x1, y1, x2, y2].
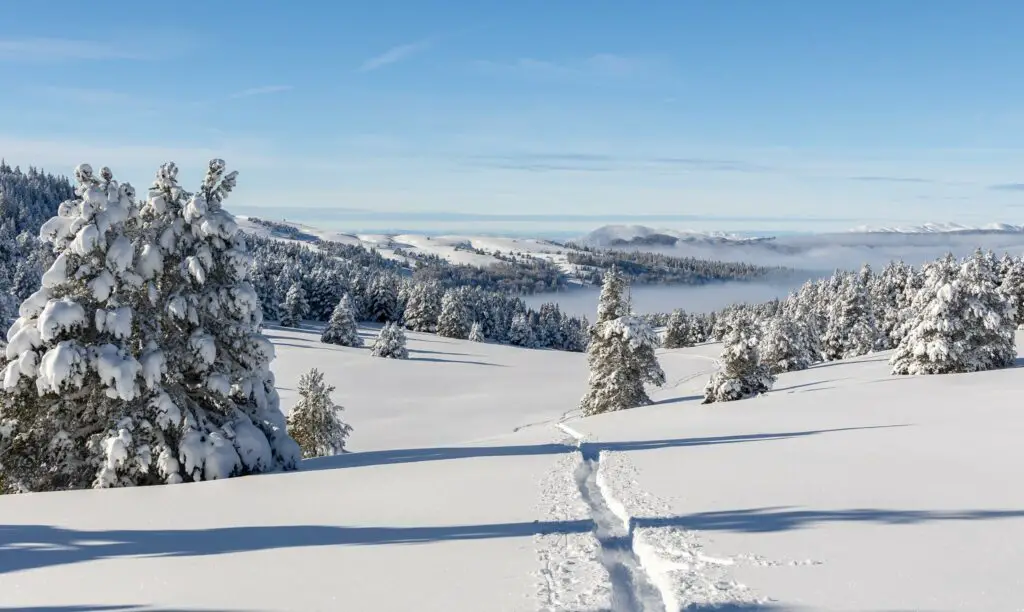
[358, 39, 433, 72]
[471, 53, 663, 81]
[467, 152, 771, 174]
[0, 37, 153, 61]
[29, 86, 142, 105]
[990, 183, 1024, 191]
[849, 175, 935, 184]
[229, 85, 293, 99]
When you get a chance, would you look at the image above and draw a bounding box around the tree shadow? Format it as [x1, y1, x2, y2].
[652, 394, 703, 406]
[271, 342, 340, 352]
[301, 425, 910, 472]
[407, 356, 506, 367]
[408, 349, 480, 357]
[774, 380, 836, 393]
[0, 520, 592, 576]
[3, 501, 1020, 576]
[810, 357, 888, 370]
[3, 607, 241, 612]
[635, 506, 1024, 534]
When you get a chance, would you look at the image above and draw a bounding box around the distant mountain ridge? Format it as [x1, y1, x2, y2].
[848, 222, 1024, 235]
[578, 224, 773, 248]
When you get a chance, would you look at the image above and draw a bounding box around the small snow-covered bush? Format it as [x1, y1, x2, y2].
[287, 368, 352, 459]
[371, 322, 408, 359]
[468, 321, 485, 343]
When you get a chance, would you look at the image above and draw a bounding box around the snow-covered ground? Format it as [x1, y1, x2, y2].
[237, 215, 574, 271]
[2, 327, 1023, 611]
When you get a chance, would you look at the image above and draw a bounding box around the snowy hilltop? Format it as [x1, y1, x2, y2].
[577, 224, 771, 248]
[849, 221, 1024, 234]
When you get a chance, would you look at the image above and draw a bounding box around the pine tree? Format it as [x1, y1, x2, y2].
[662, 309, 693, 349]
[1, 160, 300, 492]
[371, 323, 409, 359]
[579, 273, 665, 415]
[279, 282, 309, 327]
[997, 253, 1024, 328]
[508, 312, 536, 347]
[873, 260, 911, 349]
[0, 165, 147, 491]
[760, 314, 810, 374]
[137, 159, 299, 484]
[403, 281, 441, 332]
[287, 368, 352, 459]
[321, 294, 363, 347]
[468, 321, 485, 342]
[437, 288, 471, 339]
[367, 274, 399, 323]
[822, 268, 878, 360]
[891, 252, 1016, 375]
[703, 318, 775, 403]
[596, 267, 626, 324]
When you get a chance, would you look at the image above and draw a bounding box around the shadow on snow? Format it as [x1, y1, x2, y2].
[301, 425, 910, 472]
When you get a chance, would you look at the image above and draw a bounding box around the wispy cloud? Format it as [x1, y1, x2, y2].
[849, 175, 936, 184]
[229, 85, 293, 99]
[471, 53, 664, 82]
[466, 152, 771, 174]
[28, 86, 143, 105]
[990, 183, 1024, 191]
[0, 37, 156, 61]
[358, 38, 433, 72]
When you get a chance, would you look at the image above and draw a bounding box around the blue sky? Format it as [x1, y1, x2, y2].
[3, 1, 1024, 234]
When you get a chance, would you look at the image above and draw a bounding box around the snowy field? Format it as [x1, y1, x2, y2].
[1, 327, 1023, 611]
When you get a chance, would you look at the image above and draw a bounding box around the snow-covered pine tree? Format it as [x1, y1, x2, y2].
[508, 312, 536, 347]
[891, 252, 1016, 375]
[402, 281, 441, 332]
[0, 164, 148, 491]
[286, 368, 352, 459]
[822, 267, 878, 360]
[371, 322, 409, 359]
[437, 287, 471, 339]
[662, 309, 692, 349]
[703, 317, 775, 403]
[130, 159, 299, 484]
[596, 267, 627, 324]
[579, 272, 665, 415]
[468, 321, 485, 342]
[997, 253, 1024, 328]
[279, 282, 309, 328]
[872, 260, 911, 349]
[367, 274, 399, 323]
[561, 315, 590, 352]
[321, 294, 363, 347]
[959, 250, 1016, 369]
[760, 313, 811, 374]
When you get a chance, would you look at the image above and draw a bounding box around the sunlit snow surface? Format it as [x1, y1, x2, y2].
[1, 327, 1023, 611]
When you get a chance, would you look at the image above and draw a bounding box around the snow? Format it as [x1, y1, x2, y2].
[1, 324, 1023, 610]
[850, 221, 1024, 234]
[578, 224, 763, 247]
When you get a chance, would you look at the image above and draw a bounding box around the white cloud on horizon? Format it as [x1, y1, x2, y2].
[358, 39, 433, 72]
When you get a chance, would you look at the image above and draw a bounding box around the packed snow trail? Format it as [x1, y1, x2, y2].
[557, 423, 665, 612]
[574, 442, 665, 612]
